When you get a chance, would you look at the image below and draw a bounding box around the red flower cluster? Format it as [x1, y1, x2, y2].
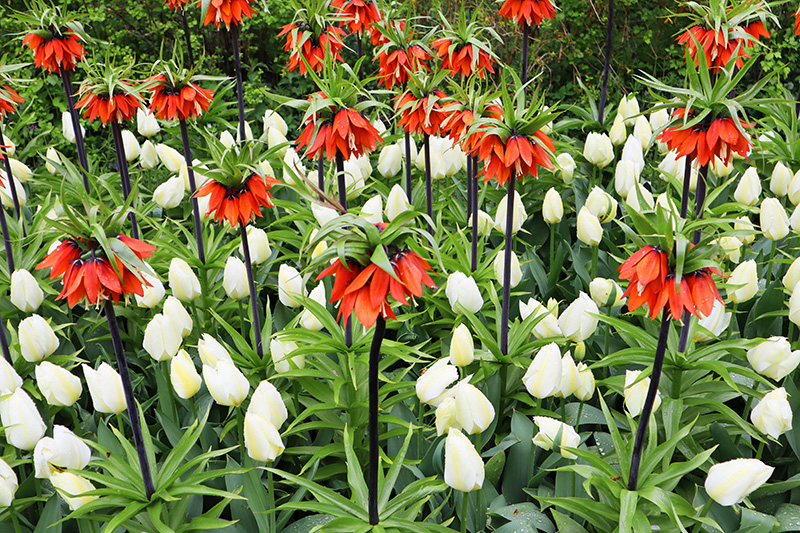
[498, 0, 556, 27]
[163, 0, 187, 10]
[36, 235, 156, 307]
[296, 107, 382, 161]
[200, 0, 255, 28]
[656, 109, 751, 166]
[0, 86, 24, 117]
[443, 104, 503, 153]
[677, 22, 770, 70]
[332, 0, 381, 36]
[316, 248, 436, 328]
[619, 245, 723, 320]
[433, 39, 495, 78]
[76, 90, 140, 124]
[376, 45, 430, 90]
[476, 131, 554, 187]
[22, 30, 85, 73]
[795, 4, 800, 35]
[194, 174, 280, 227]
[396, 90, 449, 137]
[278, 24, 346, 75]
[148, 74, 214, 121]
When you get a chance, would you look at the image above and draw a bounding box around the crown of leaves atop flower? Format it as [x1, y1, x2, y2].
[332, 0, 382, 36]
[34, 176, 155, 307]
[674, 0, 775, 69]
[468, 70, 557, 186]
[75, 58, 147, 124]
[639, 48, 776, 167]
[618, 194, 725, 320]
[199, 0, 257, 29]
[147, 60, 216, 121]
[442, 77, 504, 152]
[311, 212, 438, 328]
[395, 71, 453, 137]
[432, 10, 499, 79]
[372, 20, 433, 90]
[498, 0, 557, 27]
[16, 1, 90, 73]
[282, 61, 386, 161]
[194, 136, 281, 227]
[278, 0, 347, 75]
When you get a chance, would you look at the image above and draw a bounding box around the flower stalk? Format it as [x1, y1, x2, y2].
[0, 125, 22, 221]
[423, 133, 433, 234]
[59, 68, 90, 192]
[239, 223, 263, 359]
[368, 315, 386, 525]
[404, 131, 413, 202]
[333, 151, 352, 347]
[628, 311, 670, 490]
[0, 193, 14, 273]
[179, 119, 206, 263]
[110, 120, 139, 239]
[230, 25, 246, 144]
[470, 156, 479, 273]
[181, 10, 195, 68]
[0, 310, 11, 364]
[521, 23, 529, 92]
[597, 0, 615, 123]
[104, 301, 156, 499]
[500, 176, 516, 355]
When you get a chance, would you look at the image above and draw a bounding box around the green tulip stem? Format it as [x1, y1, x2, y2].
[549, 224, 555, 269]
[756, 440, 765, 460]
[628, 312, 670, 491]
[237, 299, 245, 340]
[10, 502, 20, 533]
[500, 176, 516, 356]
[268, 468, 276, 533]
[59, 68, 90, 192]
[591, 245, 599, 280]
[105, 301, 156, 499]
[460, 491, 469, 533]
[240, 223, 263, 359]
[576, 401, 585, 430]
[0, 201, 14, 274]
[179, 119, 206, 264]
[604, 314, 610, 356]
[765, 239, 777, 288]
[417, 399, 424, 459]
[0, 124, 22, 222]
[368, 316, 386, 525]
[671, 368, 682, 399]
[231, 24, 246, 145]
[790, 322, 797, 348]
[180, 9, 195, 68]
[696, 497, 714, 522]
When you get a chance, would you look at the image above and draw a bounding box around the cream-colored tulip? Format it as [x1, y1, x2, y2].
[270, 338, 304, 374]
[576, 207, 602, 246]
[168, 258, 201, 302]
[609, 115, 626, 146]
[83, 363, 126, 414]
[614, 160, 638, 198]
[558, 292, 599, 342]
[532, 416, 580, 459]
[589, 277, 624, 307]
[36, 362, 82, 407]
[34, 425, 91, 479]
[449, 324, 474, 367]
[747, 336, 800, 381]
[760, 197, 790, 241]
[493, 250, 522, 288]
[137, 107, 161, 138]
[624, 370, 661, 418]
[705, 459, 773, 507]
[695, 300, 732, 342]
[360, 195, 383, 224]
[416, 358, 458, 406]
[244, 412, 284, 462]
[299, 283, 327, 332]
[170, 349, 202, 399]
[734, 167, 762, 206]
[574, 363, 595, 401]
[197, 334, 233, 367]
[632, 115, 652, 149]
[203, 359, 250, 407]
[626, 183, 655, 213]
[143, 314, 181, 362]
[0, 458, 17, 507]
[556, 153, 576, 183]
[163, 296, 193, 338]
[50, 471, 97, 510]
[10, 269, 43, 313]
[519, 298, 562, 339]
[585, 186, 618, 223]
[770, 162, 792, 197]
[385, 184, 411, 221]
[377, 144, 402, 179]
[248, 381, 288, 428]
[435, 397, 461, 436]
[263, 109, 288, 137]
[522, 343, 563, 399]
[715, 236, 742, 263]
[542, 188, 563, 224]
[135, 272, 166, 309]
[751, 387, 792, 439]
[445, 272, 483, 314]
[494, 191, 528, 234]
[616, 95, 640, 125]
[120, 130, 140, 162]
[555, 352, 581, 398]
[153, 176, 185, 210]
[156, 144, 184, 173]
[444, 428, 484, 492]
[0, 388, 46, 450]
[223, 256, 249, 300]
[140, 140, 158, 169]
[0, 357, 22, 395]
[278, 264, 306, 308]
[727, 260, 758, 303]
[18, 315, 59, 362]
[583, 132, 614, 168]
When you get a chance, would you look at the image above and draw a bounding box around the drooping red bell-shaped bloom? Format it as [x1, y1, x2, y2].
[163, 0, 188, 10]
[199, 0, 256, 28]
[332, 0, 382, 36]
[498, 0, 556, 27]
[148, 74, 214, 121]
[433, 38, 495, 78]
[443, 103, 503, 154]
[76, 90, 140, 124]
[656, 109, 751, 167]
[476, 131, 554, 187]
[194, 174, 280, 227]
[22, 30, 85, 73]
[0, 86, 24, 117]
[278, 23, 347, 75]
[376, 45, 430, 90]
[795, 5, 800, 35]
[677, 23, 769, 70]
[296, 107, 382, 161]
[396, 90, 449, 137]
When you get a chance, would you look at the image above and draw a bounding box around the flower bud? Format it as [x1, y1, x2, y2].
[416, 358, 458, 405]
[734, 167, 762, 206]
[203, 359, 250, 407]
[585, 186, 617, 223]
[542, 188, 563, 224]
[0, 387, 45, 451]
[435, 397, 461, 436]
[589, 278, 624, 307]
[18, 315, 59, 362]
[385, 184, 411, 221]
[609, 115, 626, 146]
[715, 236, 742, 263]
[170, 349, 202, 399]
[632, 115, 652, 149]
[156, 144, 184, 173]
[734, 216, 756, 245]
[238, 226, 270, 264]
[727, 260, 758, 304]
[751, 387, 792, 439]
[624, 370, 661, 418]
[168, 258, 201, 302]
[398, 135, 418, 162]
[0, 357, 22, 395]
[222, 256, 249, 301]
[120, 130, 140, 162]
[137, 107, 161, 138]
[556, 153, 577, 183]
[311, 203, 338, 228]
[770, 162, 792, 197]
[621, 135, 645, 176]
[278, 264, 306, 308]
[576, 207, 602, 246]
[649, 108, 669, 131]
[153, 176, 185, 210]
[377, 144, 402, 178]
[61, 111, 85, 144]
[583, 132, 614, 168]
[453, 379, 495, 433]
[614, 160, 638, 198]
[244, 412, 285, 462]
[519, 298, 561, 339]
[0, 136, 14, 158]
[658, 150, 687, 181]
[523, 343, 563, 399]
[532, 416, 580, 459]
[449, 324, 474, 367]
[34, 425, 91, 479]
[760, 197, 790, 241]
[494, 191, 527, 235]
[493, 250, 522, 288]
[143, 314, 181, 362]
[248, 381, 288, 428]
[163, 296, 192, 338]
[8, 159, 32, 183]
[555, 352, 581, 398]
[785, 258, 800, 292]
[0, 459, 17, 507]
[445, 272, 483, 314]
[791, 204, 800, 232]
[747, 336, 800, 381]
[694, 300, 732, 342]
[574, 363, 595, 401]
[705, 458, 773, 506]
[140, 140, 158, 169]
[300, 283, 326, 332]
[10, 269, 43, 313]
[625, 183, 655, 213]
[270, 337, 304, 374]
[415, 142, 447, 180]
[344, 157, 367, 190]
[135, 271, 165, 308]
[617, 95, 639, 126]
[35, 361, 82, 407]
[197, 333, 232, 367]
[360, 195, 383, 224]
[264, 109, 288, 137]
[83, 363, 126, 414]
[218, 130, 235, 149]
[444, 428, 484, 492]
[44, 147, 61, 174]
[51, 471, 97, 510]
[468, 210, 493, 237]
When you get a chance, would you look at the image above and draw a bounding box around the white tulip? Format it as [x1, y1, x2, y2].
[61, 111, 84, 144]
[760, 197, 790, 241]
[727, 260, 758, 304]
[270, 338, 304, 374]
[385, 184, 411, 221]
[35, 362, 82, 407]
[170, 349, 202, 399]
[609, 115, 626, 146]
[140, 140, 158, 169]
[377, 144, 402, 178]
[120, 130, 140, 162]
[248, 380, 288, 429]
[50, 471, 97, 510]
[0, 388, 46, 450]
[624, 370, 661, 418]
[694, 300, 732, 342]
[444, 428, 484, 492]
[34, 425, 91, 479]
[632, 115, 652, 149]
[445, 272, 483, 314]
[278, 264, 306, 308]
[143, 314, 181, 362]
[197, 334, 233, 367]
[223, 257, 249, 300]
[523, 343, 563, 399]
[532, 416, 580, 459]
[244, 412, 284, 462]
[519, 298, 562, 339]
[493, 191, 527, 235]
[136, 107, 161, 138]
[156, 144, 185, 173]
[416, 358, 457, 406]
[0, 357, 22, 395]
[168, 258, 201, 302]
[153, 176, 185, 210]
[203, 359, 250, 407]
[542, 188, 563, 224]
[751, 387, 792, 439]
[299, 283, 327, 332]
[614, 159, 638, 198]
[10, 269, 43, 313]
[18, 314, 59, 362]
[621, 135, 645, 176]
[163, 296, 193, 338]
[747, 336, 800, 381]
[449, 324, 474, 367]
[583, 132, 614, 168]
[493, 250, 522, 288]
[705, 459, 773, 506]
[556, 153, 576, 184]
[360, 195, 383, 224]
[82, 363, 126, 414]
[771, 162, 792, 197]
[0, 458, 17, 507]
[734, 167, 762, 206]
[574, 363, 595, 401]
[576, 207, 602, 246]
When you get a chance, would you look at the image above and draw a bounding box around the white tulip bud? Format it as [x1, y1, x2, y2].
[626, 183, 655, 213]
[695, 300, 732, 342]
[760, 197, 790, 241]
[156, 144, 185, 173]
[34, 425, 91, 479]
[140, 140, 158, 169]
[494, 191, 527, 235]
[770, 162, 792, 197]
[574, 362, 595, 401]
[616, 95, 639, 125]
[576, 207, 603, 246]
[44, 147, 61, 174]
[715, 236, 742, 263]
[747, 336, 800, 381]
[299, 283, 327, 332]
[727, 260, 758, 304]
[416, 358, 458, 406]
[35, 362, 81, 407]
[61, 111, 84, 144]
[583, 132, 614, 168]
[519, 298, 562, 339]
[632, 115, 652, 149]
[0, 357, 22, 394]
[18, 315, 59, 362]
[585, 186, 618, 223]
[83, 363, 126, 414]
[555, 352, 581, 398]
[223, 256, 249, 300]
[705, 459, 773, 506]
[468, 210, 493, 237]
[168, 258, 201, 302]
[614, 159, 638, 198]
[360, 195, 383, 224]
[153, 176, 185, 210]
[10, 269, 43, 313]
[445, 272, 483, 314]
[50, 471, 97, 510]
[270, 338, 304, 374]
[170, 349, 202, 399]
[734, 167, 762, 206]
[522, 343, 563, 399]
[278, 264, 306, 308]
[248, 380, 288, 429]
[452, 379, 495, 434]
[556, 153, 576, 183]
[264, 110, 288, 137]
[377, 144, 402, 178]
[197, 334, 233, 367]
[589, 277, 624, 307]
[0, 174, 25, 209]
[163, 296, 192, 338]
[143, 314, 181, 362]
[542, 188, 563, 224]
[203, 359, 250, 407]
[532, 416, 580, 459]
[244, 412, 284, 462]
[449, 324, 474, 367]
[385, 184, 411, 221]
[624, 370, 661, 418]
[0, 458, 17, 507]
[493, 250, 522, 288]
[444, 428, 484, 492]
[0, 388, 46, 450]
[435, 397, 461, 436]
[136, 107, 161, 138]
[120, 130, 140, 162]
[751, 387, 792, 439]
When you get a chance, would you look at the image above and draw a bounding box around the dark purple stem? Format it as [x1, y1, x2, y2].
[110, 121, 139, 239]
[500, 176, 516, 355]
[334, 151, 352, 347]
[59, 69, 90, 192]
[240, 224, 263, 358]
[368, 315, 385, 525]
[0, 310, 10, 364]
[404, 131, 413, 202]
[423, 134, 433, 234]
[521, 23, 529, 93]
[597, 0, 615, 123]
[179, 119, 206, 263]
[231, 25, 246, 144]
[181, 10, 195, 68]
[0, 125, 21, 221]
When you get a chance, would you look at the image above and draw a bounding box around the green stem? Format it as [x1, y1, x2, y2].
[10, 503, 20, 533]
[756, 440, 765, 460]
[460, 491, 469, 533]
[549, 224, 555, 267]
[268, 468, 276, 533]
[765, 240, 777, 287]
[576, 402, 585, 430]
[591, 246, 599, 280]
[692, 497, 714, 532]
[671, 368, 682, 399]
[417, 398, 424, 459]
[604, 317, 610, 356]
